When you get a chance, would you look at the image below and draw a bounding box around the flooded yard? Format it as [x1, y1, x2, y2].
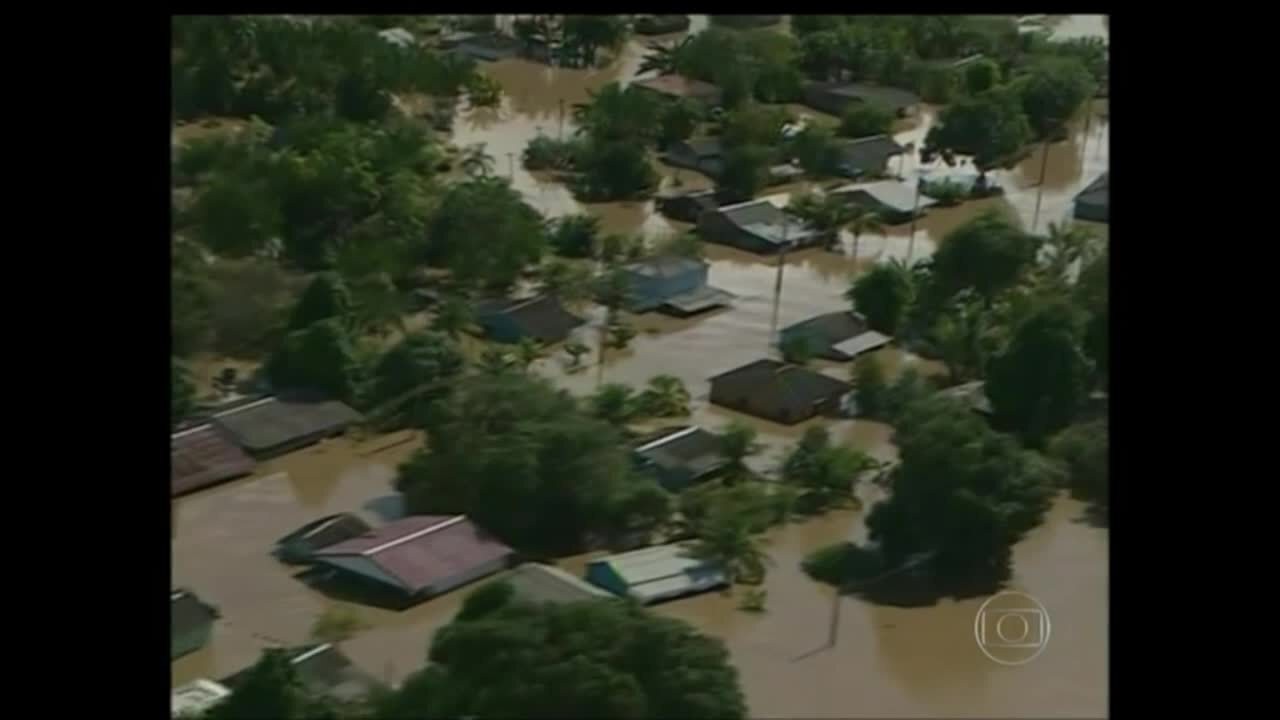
[172, 14, 1108, 717]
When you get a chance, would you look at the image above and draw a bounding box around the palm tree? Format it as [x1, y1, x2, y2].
[515, 337, 545, 372]
[459, 143, 495, 178]
[563, 340, 590, 370]
[1041, 221, 1099, 281]
[689, 511, 770, 585]
[719, 421, 761, 484]
[478, 346, 514, 375]
[846, 206, 886, 275]
[932, 289, 986, 384]
[537, 259, 594, 305]
[786, 193, 860, 251]
[638, 37, 691, 77]
[349, 273, 407, 339]
[572, 84, 660, 144]
[589, 383, 638, 426]
[638, 374, 691, 417]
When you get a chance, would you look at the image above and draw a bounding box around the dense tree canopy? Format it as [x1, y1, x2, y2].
[379, 595, 747, 719]
[1048, 418, 1108, 518]
[781, 427, 877, 510]
[1013, 56, 1097, 138]
[425, 177, 548, 289]
[396, 373, 671, 553]
[206, 649, 347, 720]
[924, 88, 1031, 174]
[366, 331, 464, 428]
[849, 260, 916, 335]
[930, 210, 1040, 303]
[267, 317, 363, 402]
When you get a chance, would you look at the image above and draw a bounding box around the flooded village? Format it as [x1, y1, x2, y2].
[172, 14, 1108, 719]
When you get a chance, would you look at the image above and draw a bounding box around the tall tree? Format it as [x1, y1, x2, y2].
[847, 259, 915, 335]
[426, 177, 548, 290]
[288, 273, 354, 332]
[366, 331, 464, 428]
[207, 650, 328, 720]
[930, 210, 1040, 304]
[561, 15, 628, 67]
[923, 88, 1031, 181]
[172, 357, 196, 428]
[636, 375, 692, 418]
[537, 259, 596, 305]
[267, 317, 363, 403]
[589, 383, 639, 427]
[1048, 418, 1109, 519]
[547, 214, 602, 258]
[688, 510, 769, 585]
[719, 421, 761, 484]
[846, 206, 886, 270]
[431, 295, 474, 338]
[781, 426, 876, 509]
[718, 144, 771, 203]
[985, 299, 1091, 444]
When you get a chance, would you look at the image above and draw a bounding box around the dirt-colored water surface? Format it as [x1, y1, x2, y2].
[173, 15, 1108, 718]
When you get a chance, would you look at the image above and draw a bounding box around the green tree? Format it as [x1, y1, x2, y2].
[538, 259, 596, 305]
[573, 82, 662, 144]
[931, 210, 1040, 304]
[1014, 56, 1097, 139]
[172, 239, 213, 356]
[590, 383, 638, 427]
[515, 337, 546, 372]
[458, 143, 496, 178]
[1075, 253, 1108, 389]
[426, 177, 548, 290]
[562, 14, 628, 67]
[431, 295, 474, 338]
[985, 299, 1091, 445]
[207, 649, 326, 720]
[173, 357, 196, 427]
[780, 334, 815, 365]
[689, 510, 769, 585]
[719, 421, 761, 483]
[963, 57, 1001, 95]
[1040, 221, 1100, 283]
[932, 289, 988, 384]
[367, 331, 464, 428]
[348, 273, 407, 339]
[288, 273, 354, 332]
[564, 340, 591, 370]
[638, 36, 692, 76]
[718, 144, 771, 203]
[395, 374, 669, 553]
[838, 103, 895, 139]
[636, 375, 691, 418]
[787, 191, 858, 244]
[576, 140, 659, 201]
[851, 354, 887, 418]
[189, 172, 283, 259]
[720, 104, 791, 149]
[659, 98, 701, 148]
[923, 88, 1031, 180]
[335, 65, 393, 123]
[547, 214, 602, 258]
[652, 231, 705, 259]
[781, 427, 876, 509]
[848, 259, 915, 334]
[1048, 418, 1108, 516]
[787, 125, 843, 177]
[846, 206, 886, 270]
[381, 597, 747, 719]
[267, 318, 362, 402]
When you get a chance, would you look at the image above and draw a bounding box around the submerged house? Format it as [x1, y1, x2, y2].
[780, 311, 893, 362]
[621, 255, 734, 316]
[221, 644, 381, 703]
[172, 680, 231, 718]
[662, 137, 725, 179]
[310, 515, 515, 606]
[1074, 172, 1109, 223]
[586, 544, 727, 604]
[655, 188, 725, 223]
[440, 32, 520, 62]
[709, 359, 852, 425]
[632, 426, 729, 492]
[275, 513, 373, 565]
[211, 396, 363, 460]
[802, 82, 921, 117]
[830, 180, 938, 224]
[832, 135, 906, 179]
[632, 73, 723, 109]
[501, 562, 612, 605]
[475, 294, 585, 345]
[171, 589, 219, 660]
[698, 199, 825, 254]
[171, 424, 256, 497]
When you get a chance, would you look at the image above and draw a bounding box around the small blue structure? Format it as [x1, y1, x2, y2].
[586, 544, 727, 605]
[621, 256, 734, 315]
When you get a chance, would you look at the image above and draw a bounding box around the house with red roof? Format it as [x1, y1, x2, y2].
[310, 515, 515, 606]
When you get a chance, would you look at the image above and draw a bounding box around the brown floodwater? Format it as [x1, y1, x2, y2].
[173, 15, 1108, 717]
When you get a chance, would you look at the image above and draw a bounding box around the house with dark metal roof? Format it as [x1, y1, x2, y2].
[211, 396, 363, 460]
[633, 73, 722, 109]
[621, 255, 734, 316]
[586, 544, 727, 604]
[830, 180, 938, 224]
[698, 199, 826, 254]
[832, 135, 906, 179]
[662, 137, 725, 179]
[632, 426, 729, 492]
[709, 359, 852, 424]
[311, 515, 515, 605]
[655, 188, 726, 223]
[780, 311, 893, 362]
[221, 644, 382, 704]
[275, 513, 373, 565]
[171, 424, 257, 497]
[440, 31, 520, 62]
[475, 294, 585, 345]
[500, 562, 612, 605]
[803, 82, 921, 117]
[939, 380, 994, 417]
[1074, 172, 1108, 223]
[172, 589, 219, 660]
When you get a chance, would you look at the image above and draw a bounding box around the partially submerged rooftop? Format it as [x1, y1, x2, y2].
[211, 396, 363, 458]
[783, 311, 893, 360]
[171, 424, 257, 497]
[172, 589, 219, 638]
[172, 679, 231, 718]
[831, 180, 939, 216]
[476, 294, 586, 344]
[717, 200, 822, 246]
[503, 563, 612, 605]
[633, 426, 729, 482]
[632, 74, 721, 101]
[806, 82, 921, 113]
[587, 544, 727, 604]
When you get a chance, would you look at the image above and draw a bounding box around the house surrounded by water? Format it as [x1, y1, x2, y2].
[830, 180, 938, 224]
[632, 426, 730, 492]
[632, 73, 723, 109]
[802, 82, 921, 117]
[221, 643, 382, 704]
[780, 311, 893, 362]
[621, 255, 734, 316]
[475, 294, 585, 345]
[709, 359, 853, 425]
[498, 562, 613, 605]
[586, 544, 727, 604]
[1074, 171, 1108, 223]
[171, 423, 257, 497]
[171, 589, 219, 660]
[698, 200, 825, 254]
[275, 513, 373, 565]
[211, 396, 363, 460]
[831, 135, 906, 179]
[309, 515, 515, 607]
[662, 137, 725, 179]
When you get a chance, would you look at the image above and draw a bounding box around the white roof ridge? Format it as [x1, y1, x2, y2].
[360, 515, 467, 556]
[211, 397, 277, 419]
[635, 426, 702, 453]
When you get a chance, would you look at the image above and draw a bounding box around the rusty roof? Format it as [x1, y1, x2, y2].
[171, 424, 257, 497]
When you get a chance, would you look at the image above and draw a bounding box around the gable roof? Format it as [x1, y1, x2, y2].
[633, 74, 722, 101]
[171, 424, 257, 497]
[312, 515, 514, 595]
[716, 200, 822, 246]
[221, 644, 381, 703]
[1076, 171, 1108, 207]
[835, 134, 906, 173]
[831, 180, 938, 215]
[504, 563, 611, 604]
[212, 397, 363, 455]
[172, 589, 218, 637]
[590, 544, 726, 603]
[710, 359, 852, 413]
[634, 426, 729, 479]
[811, 82, 921, 112]
[476, 295, 586, 344]
[276, 513, 372, 554]
[784, 311, 870, 347]
[831, 330, 893, 358]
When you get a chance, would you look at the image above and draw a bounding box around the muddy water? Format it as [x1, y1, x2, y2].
[173, 15, 1108, 716]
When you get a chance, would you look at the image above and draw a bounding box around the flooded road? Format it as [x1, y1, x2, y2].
[173, 15, 1108, 717]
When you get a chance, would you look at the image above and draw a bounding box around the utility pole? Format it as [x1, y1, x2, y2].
[558, 98, 565, 140]
[769, 213, 789, 353]
[507, 152, 515, 180]
[906, 174, 924, 264]
[1031, 137, 1051, 232]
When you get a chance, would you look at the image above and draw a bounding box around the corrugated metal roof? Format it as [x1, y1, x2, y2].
[313, 516, 513, 594]
[624, 255, 705, 279]
[171, 589, 218, 638]
[212, 398, 362, 455]
[505, 563, 611, 604]
[831, 180, 938, 214]
[477, 295, 585, 344]
[590, 544, 728, 604]
[832, 330, 893, 358]
[171, 424, 257, 496]
[662, 285, 734, 314]
[377, 27, 415, 47]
